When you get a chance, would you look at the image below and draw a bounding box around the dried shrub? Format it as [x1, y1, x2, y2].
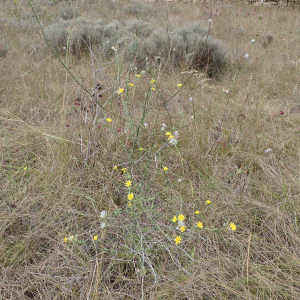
[44, 17, 105, 54]
[125, 22, 226, 76]
[9, 8, 43, 33]
[60, 5, 80, 20]
[43, 18, 226, 76]
[98, 20, 154, 57]
[44, 18, 152, 56]
[125, 19, 154, 38]
[123, 1, 160, 19]
[11, 17, 40, 33]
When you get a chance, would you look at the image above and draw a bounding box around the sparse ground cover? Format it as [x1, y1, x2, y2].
[1, 0, 300, 299]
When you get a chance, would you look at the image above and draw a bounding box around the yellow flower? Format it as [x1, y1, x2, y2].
[136, 74, 141, 78]
[117, 88, 124, 94]
[121, 168, 127, 173]
[125, 180, 132, 187]
[163, 167, 168, 171]
[230, 222, 237, 231]
[127, 193, 134, 201]
[128, 83, 134, 87]
[151, 79, 156, 84]
[194, 211, 200, 215]
[114, 166, 118, 170]
[197, 222, 203, 229]
[138, 147, 143, 151]
[106, 118, 112, 122]
[165, 132, 171, 136]
[172, 216, 177, 222]
[167, 134, 175, 140]
[177, 83, 182, 87]
[94, 236, 98, 241]
[180, 226, 186, 232]
[64, 237, 68, 243]
[178, 214, 185, 221]
[14, 1, 17, 3]
[152, 87, 155, 91]
[24, 167, 27, 170]
[174, 236, 181, 244]
[206, 200, 211, 205]
[128, 202, 132, 207]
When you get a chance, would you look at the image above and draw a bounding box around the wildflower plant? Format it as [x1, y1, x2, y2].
[15, 2, 268, 298]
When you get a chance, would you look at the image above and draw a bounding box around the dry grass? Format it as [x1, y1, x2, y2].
[1, 0, 300, 299]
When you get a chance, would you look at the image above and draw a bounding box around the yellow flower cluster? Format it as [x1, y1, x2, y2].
[171, 201, 236, 245]
[113, 166, 134, 207]
[194, 210, 203, 229]
[172, 214, 186, 244]
[165, 132, 175, 140]
[63, 235, 77, 243]
[117, 88, 124, 95]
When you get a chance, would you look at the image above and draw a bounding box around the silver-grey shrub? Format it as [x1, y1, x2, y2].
[123, 1, 160, 19]
[44, 18, 226, 76]
[125, 22, 226, 76]
[44, 18, 152, 56]
[125, 19, 154, 39]
[10, 9, 42, 33]
[60, 6, 80, 20]
[99, 20, 154, 57]
[44, 17, 105, 54]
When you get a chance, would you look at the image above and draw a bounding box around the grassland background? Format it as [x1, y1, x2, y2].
[1, 0, 300, 299]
